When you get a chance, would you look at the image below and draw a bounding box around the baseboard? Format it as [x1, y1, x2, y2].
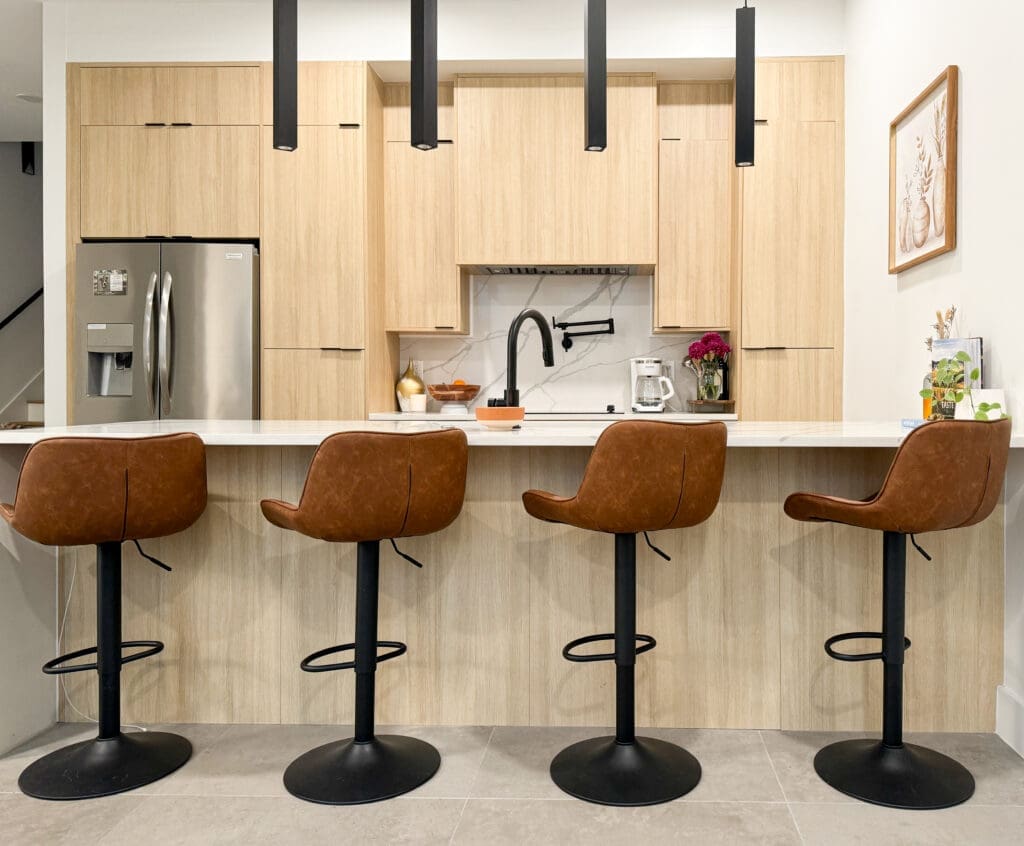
[996, 685, 1024, 758]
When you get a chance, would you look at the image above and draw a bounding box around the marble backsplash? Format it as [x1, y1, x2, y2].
[399, 275, 716, 413]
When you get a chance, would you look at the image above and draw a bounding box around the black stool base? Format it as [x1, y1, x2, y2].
[814, 739, 975, 809]
[283, 734, 440, 805]
[550, 736, 701, 806]
[18, 732, 192, 800]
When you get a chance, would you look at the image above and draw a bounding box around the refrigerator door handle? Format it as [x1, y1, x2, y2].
[142, 271, 158, 414]
[158, 270, 173, 416]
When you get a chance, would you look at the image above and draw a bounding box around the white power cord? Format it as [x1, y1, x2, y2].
[58, 558, 148, 733]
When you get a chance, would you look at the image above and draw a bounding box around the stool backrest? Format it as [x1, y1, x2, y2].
[5, 434, 207, 547]
[875, 418, 1011, 532]
[290, 428, 469, 543]
[573, 421, 727, 534]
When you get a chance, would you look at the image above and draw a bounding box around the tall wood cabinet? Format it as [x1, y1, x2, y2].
[737, 57, 844, 420]
[455, 75, 657, 266]
[258, 62, 396, 420]
[655, 83, 734, 331]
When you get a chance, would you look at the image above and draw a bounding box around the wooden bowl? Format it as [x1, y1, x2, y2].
[475, 406, 525, 430]
[427, 384, 481, 403]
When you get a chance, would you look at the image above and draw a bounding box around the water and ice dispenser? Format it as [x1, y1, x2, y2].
[86, 323, 133, 397]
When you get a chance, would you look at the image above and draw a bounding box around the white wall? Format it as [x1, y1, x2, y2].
[844, 0, 1023, 422]
[41, 0, 845, 425]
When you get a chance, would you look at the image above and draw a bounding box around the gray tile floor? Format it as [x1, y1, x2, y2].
[1, 724, 1023, 845]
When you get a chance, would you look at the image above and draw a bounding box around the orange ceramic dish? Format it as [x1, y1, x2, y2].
[475, 406, 525, 430]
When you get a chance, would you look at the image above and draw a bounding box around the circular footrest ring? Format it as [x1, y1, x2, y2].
[42, 640, 164, 675]
[824, 631, 911, 663]
[300, 640, 407, 673]
[562, 632, 657, 663]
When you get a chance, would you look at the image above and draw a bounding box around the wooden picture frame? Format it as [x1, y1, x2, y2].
[889, 65, 958, 274]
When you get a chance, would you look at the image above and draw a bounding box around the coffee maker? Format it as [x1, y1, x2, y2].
[630, 357, 676, 412]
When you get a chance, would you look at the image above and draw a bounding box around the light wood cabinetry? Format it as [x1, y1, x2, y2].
[80, 126, 168, 238]
[383, 83, 456, 141]
[261, 125, 366, 348]
[384, 142, 469, 333]
[656, 82, 733, 331]
[80, 65, 260, 125]
[455, 75, 657, 266]
[261, 349, 366, 420]
[260, 61, 365, 126]
[737, 57, 844, 421]
[740, 349, 839, 421]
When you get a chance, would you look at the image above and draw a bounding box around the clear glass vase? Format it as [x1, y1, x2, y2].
[698, 362, 721, 401]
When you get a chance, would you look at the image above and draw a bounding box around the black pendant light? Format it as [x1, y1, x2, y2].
[584, 0, 607, 151]
[735, 1, 755, 167]
[273, 0, 298, 152]
[411, 0, 438, 150]
[21, 142, 36, 176]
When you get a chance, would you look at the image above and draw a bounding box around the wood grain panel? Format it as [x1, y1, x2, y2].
[384, 142, 467, 333]
[260, 61, 365, 126]
[261, 349, 366, 420]
[168, 126, 260, 237]
[756, 57, 843, 123]
[192, 66, 261, 125]
[779, 449, 1003, 732]
[80, 126, 169, 238]
[456, 75, 657, 265]
[740, 349, 838, 421]
[658, 82, 732, 140]
[656, 138, 732, 330]
[261, 126, 366, 349]
[383, 82, 456, 142]
[740, 120, 839, 349]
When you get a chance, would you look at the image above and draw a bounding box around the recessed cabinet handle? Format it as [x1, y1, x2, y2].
[434, 325, 455, 330]
[754, 119, 769, 124]
[171, 122, 193, 127]
[144, 122, 167, 127]
[338, 123, 361, 129]
[320, 347, 362, 352]
[437, 139, 454, 145]
[660, 324, 682, 329]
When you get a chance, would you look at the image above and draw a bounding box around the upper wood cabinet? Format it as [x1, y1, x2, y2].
[755, 58, 842, 123]
[261, 61, 365, 126]
[80, 125, 259, 238]
[261, 125, 367, 349]
[80, 65, 261, 125]
[383, 83, 456, 141]
[384, 142, 469, 333]
[740, 348, 839, 421]
[655, 82, 733, 331]
[261, 349, 366, 420]
[740, 59, 843, 350]
[455, 75, 657, 266]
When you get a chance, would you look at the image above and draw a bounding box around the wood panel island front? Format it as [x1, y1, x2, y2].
[0, 420, 1015, 749]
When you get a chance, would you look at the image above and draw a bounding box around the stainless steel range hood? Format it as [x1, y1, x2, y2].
[464, 263, 653, 276]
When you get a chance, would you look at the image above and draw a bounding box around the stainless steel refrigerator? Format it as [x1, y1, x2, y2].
[74, 242, 258, 424]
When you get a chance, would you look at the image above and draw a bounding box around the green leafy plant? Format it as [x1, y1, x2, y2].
[919, 351, 1008, 420]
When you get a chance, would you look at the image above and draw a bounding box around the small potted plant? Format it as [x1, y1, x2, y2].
[685, 332, 731, 401]
[920, 351, 973, 420]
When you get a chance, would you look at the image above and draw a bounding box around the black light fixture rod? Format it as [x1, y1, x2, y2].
[273, 0, 298, 152]
[21, 142, 36, 175]
[411, 0, 438, 151]
[584, 0, 607, 152]
[735, 1, 756, 167]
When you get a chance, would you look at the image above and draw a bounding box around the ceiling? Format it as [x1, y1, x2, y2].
[0, 0, 42, 141]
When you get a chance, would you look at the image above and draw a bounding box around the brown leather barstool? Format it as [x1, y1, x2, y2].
[1, 434, 207, 800]
[522, 420, 727, 806]
[261, 428, 468, 805]
[785, 418, 1011, 810]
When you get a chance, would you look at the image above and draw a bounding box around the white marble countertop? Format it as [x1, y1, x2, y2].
[0, 419, 1019, 448]
[369, 411, 738, 422]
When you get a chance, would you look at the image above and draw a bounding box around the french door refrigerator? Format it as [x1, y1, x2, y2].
[74, 242, 258, 424]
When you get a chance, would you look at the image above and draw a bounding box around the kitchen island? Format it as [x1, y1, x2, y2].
[0, 419, 1017, 753]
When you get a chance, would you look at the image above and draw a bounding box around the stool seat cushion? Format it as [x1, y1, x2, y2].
[1, 434, 207, 547]
[522, 421, 727, 534]
[784, 418, 1011, 534]
[260, 429, 468, 543]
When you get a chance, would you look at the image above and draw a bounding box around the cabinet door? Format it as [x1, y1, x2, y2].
[384, 142, 466, 332]
[656, 138, 732, 330]
[755, 58, 842, 123]
[168, 126, 260, 237]
[261, 349, 365, 420]
[261, 126, 366, 348]
[193, 67, 261, 125]
[261, 62, 365, 126]
[81, 126, 169, 238]
[740, 120, 839, 348]
[383, 83, 456, 142]
[80, 67, 195, 125]
[456, 75, 656, 265]
[740, 348, 838, 421]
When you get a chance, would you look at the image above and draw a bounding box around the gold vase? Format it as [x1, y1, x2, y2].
[395, 360, 425, 411]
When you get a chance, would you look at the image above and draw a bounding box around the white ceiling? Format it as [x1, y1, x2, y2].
[0, 0, 42, 141]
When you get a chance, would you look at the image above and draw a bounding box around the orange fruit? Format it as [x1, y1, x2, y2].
[453, 379, 466, 385]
